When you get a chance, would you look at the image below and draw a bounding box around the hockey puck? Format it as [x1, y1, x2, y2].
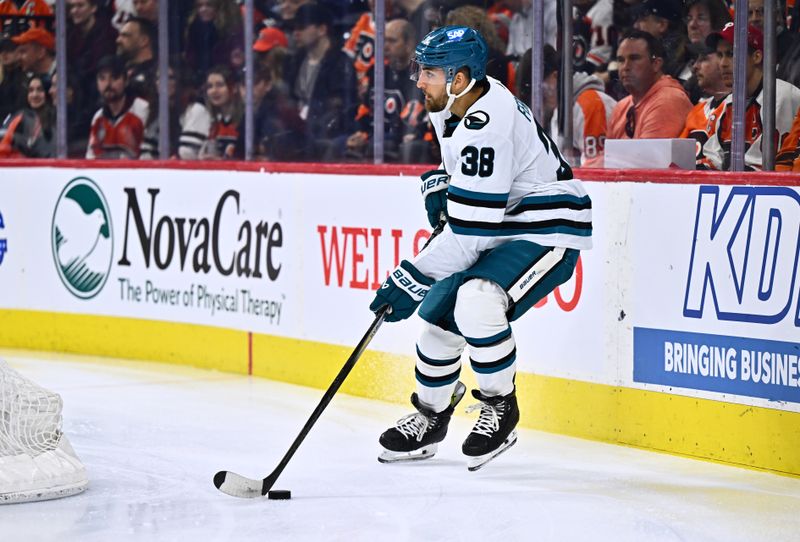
[267, 489, 291, 500]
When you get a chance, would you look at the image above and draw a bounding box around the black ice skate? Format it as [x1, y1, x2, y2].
[378, 381, 467, 464]
[462, 388, 519, 471]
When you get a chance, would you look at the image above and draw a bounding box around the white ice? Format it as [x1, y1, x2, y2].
[1, 351, 799, 542]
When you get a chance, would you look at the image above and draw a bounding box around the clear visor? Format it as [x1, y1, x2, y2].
[409, 61, 447, 84]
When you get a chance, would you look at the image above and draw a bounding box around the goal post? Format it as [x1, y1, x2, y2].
[0, 360, 88, 503]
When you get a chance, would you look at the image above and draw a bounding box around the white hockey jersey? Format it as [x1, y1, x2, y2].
[412, 77, 593, 282]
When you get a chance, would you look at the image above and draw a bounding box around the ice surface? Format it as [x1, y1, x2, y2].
[1, 351, 798, 542]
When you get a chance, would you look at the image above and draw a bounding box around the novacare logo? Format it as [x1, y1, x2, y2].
[51, 177, 114, 299]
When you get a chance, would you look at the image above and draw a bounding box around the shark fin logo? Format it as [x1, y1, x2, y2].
[51, 177, 114, 299]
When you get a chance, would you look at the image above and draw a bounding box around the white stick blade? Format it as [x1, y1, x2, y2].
[213, 471, 263, 499]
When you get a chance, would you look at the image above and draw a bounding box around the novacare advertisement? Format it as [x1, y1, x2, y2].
[632, 184, 800, 409]
[2, 170, 293, 334]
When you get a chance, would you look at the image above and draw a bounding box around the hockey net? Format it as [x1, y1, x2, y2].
[0, 360, 88, 503]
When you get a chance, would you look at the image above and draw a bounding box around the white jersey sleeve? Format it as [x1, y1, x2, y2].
[412, 77, 591, 281]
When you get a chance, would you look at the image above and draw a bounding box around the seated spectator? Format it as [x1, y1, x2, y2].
[749, 0, 800, 89]
[49, 71, 90, 157]
[632, 0, 691, 81]
[0, 74, 55, 157]
[522, 45, 618, 166]
[343, 18, 422, 162]
[284, 2, 357, 161]
[776, 106, 800, 171]
[140, 63, 212, 159]
[277, 0, 311, 33]
[86, 55, 149, 159]
[132, 0, 157, 21]
[445, 5, 511, 87]
[684, 0, 730, 45]
[573, 0, 616, 75]
[342, 0, 379, 99]
[184, 0, 244, 81]
[199, 65, 243, 159]
[700, 23, 800, 170]
[503, 0, 557, 57]
[12, 27, 55, 85]
[679, 43, 729, 162]
[606, 30, 693, 141]
[254, 25, 289, 80]
[116, 17, 157, 107]
[0, 35, 25, 123]
[252, 65, 304, 161]
[111, 0, 136, 31]
[67, 0, 118, 129]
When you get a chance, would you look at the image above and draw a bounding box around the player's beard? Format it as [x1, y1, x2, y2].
[424, 89, 448, 113]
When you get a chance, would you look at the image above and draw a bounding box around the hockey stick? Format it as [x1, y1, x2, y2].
[213, 221, 445, 499]
[213, 305, 388, 498]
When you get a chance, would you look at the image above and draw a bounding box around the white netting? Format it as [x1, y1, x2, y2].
[0, 360, 63, 456]
[0, 360, 88, 503]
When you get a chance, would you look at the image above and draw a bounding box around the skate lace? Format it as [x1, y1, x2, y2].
[466, 401, 501, 437]
[395, 413, 430, 442]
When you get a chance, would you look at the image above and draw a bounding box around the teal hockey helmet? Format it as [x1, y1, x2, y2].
[413, 26, 489, 83]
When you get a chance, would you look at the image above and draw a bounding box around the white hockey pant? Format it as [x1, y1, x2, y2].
[416, 279, 517, 413]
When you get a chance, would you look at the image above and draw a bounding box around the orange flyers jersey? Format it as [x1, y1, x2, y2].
[87, 97, 149, 159]
[680, 96, 725, 161]
[343, 13, 375, 78]
[776, 106, 800, 171]
[573, 87, 616, 164]
[700, 79, 800, 170]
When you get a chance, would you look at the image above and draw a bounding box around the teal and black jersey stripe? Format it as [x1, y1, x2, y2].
[447, 185, 509, 209]
[449, 216, 592, 237]
[508, 194, 592, 215]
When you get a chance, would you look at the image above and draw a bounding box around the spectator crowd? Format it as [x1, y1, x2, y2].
[0, 0, 799, 171]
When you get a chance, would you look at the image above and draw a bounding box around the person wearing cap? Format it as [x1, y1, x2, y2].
[254, 26, 289, 56]
[632, 0, 691, 81]
[86, 55, 149, 159]
[679, 42, 729, 162]
[603, 30, 692, 146]
[12, 27, 56, 85]
[699, 22, 800, 170]
[253, 26, 289, 83]
[0, 35, 26, 123]
[284, 1, 357, 160]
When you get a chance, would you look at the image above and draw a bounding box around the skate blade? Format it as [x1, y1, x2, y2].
[466, 430, 518, 472]
[378, 444, 438, 464]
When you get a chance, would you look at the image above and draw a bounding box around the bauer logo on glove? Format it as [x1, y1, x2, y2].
[419, 169, 450, 228]
[370, 260, 434, 322]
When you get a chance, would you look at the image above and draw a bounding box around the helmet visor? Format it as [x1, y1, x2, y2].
[410, 61, 447, 84]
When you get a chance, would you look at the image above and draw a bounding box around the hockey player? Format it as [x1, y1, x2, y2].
[369, 26, 592, 471]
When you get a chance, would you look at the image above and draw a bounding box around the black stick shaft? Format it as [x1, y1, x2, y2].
[261, 306, 388, 493]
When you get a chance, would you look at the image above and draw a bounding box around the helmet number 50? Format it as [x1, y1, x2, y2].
[461, 146, 495, 177]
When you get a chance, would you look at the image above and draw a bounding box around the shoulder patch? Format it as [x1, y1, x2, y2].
[464, 111, 490, 130]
